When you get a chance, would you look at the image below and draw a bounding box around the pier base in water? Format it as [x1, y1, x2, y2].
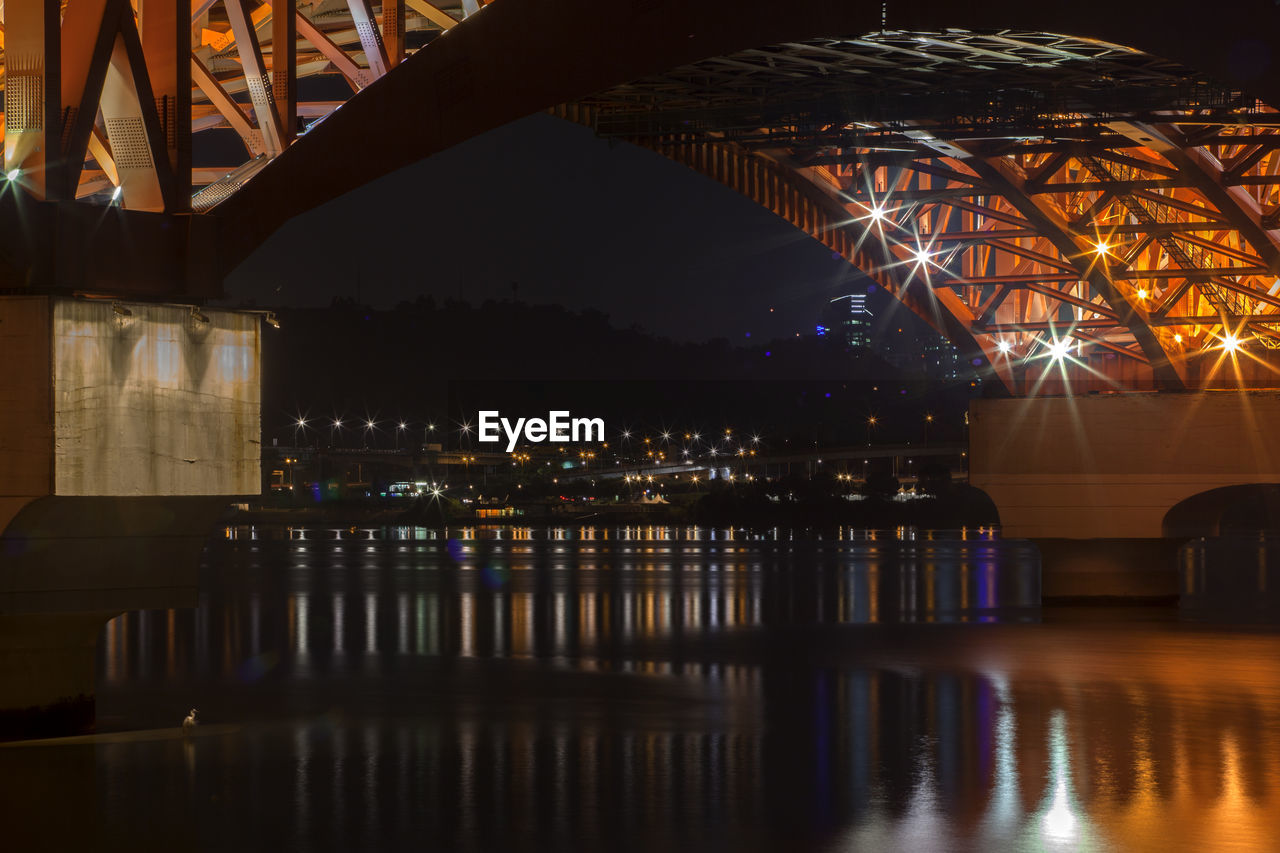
[0, 612, 115, 738]
[1034, 537, 1185, 602]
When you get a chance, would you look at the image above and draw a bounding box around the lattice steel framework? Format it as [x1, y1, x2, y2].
[2, 2, 1279, 391]
[570, 32, 1280, 392]
[0, 0, 478, 208]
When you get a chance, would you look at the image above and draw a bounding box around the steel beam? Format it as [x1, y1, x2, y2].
[273, 0, 298, 140]
[226, 0, 286, 156]
[963, 154, 1184, 388]
[5, 0, 62, 197]
[139, 0, 191, 207]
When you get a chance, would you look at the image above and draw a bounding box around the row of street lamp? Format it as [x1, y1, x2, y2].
[288, 412, 965, 452]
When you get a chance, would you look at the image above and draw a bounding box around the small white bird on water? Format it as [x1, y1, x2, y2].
[182, 708, 198, 734]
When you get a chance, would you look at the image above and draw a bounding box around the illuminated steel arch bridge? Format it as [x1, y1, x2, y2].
[571, 31, 1280, 393]
[2, 0, 1280, 393]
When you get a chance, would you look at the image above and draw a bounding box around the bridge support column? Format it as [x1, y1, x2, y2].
[971, 392, 1280, 602]
[0, 295, 261, 736]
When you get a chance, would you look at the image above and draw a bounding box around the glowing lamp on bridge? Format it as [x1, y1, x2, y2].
[1048, 339, 1073, 360]
[1221, 333, 1242, 354]
[5, 168, 19, 182]
[996, 339, 1013, 354]
[1093, 241, 1110, 256]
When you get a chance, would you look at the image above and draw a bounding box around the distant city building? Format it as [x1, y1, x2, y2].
[819, 293, 874, 349]
[882, 325, 968, 380]
[922, 333, 965, 380]
[879, 324, 921, 369]
[816, 289, 971, 380]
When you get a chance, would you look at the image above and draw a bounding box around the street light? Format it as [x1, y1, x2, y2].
[866, 415, 878, 445]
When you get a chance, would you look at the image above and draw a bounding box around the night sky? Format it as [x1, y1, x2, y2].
[224, 112, 893, 343]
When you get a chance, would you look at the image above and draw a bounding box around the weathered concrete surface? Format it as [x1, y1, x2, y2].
[970, 392, 1280, 540]
[51, 299, 260, 496]
[0, 295, 260, 500]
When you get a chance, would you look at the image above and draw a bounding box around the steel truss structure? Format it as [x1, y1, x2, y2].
[573, 32, 1280, 392]
[2, 2, 1279, 391]
[1, 0, 478, 209]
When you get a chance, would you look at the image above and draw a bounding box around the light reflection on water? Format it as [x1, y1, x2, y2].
[4, 527, 1280, 851]
[98, 525, 1036, 686]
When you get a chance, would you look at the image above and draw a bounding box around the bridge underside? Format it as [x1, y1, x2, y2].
[0, 0, 1274, 394]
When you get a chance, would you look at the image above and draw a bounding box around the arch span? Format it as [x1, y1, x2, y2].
[205, 0, 1280, 392]
[1163, 483, 1280, 538]
[216, 0, 1280, 243]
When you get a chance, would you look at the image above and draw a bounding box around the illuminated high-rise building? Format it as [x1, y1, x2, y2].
[820, 293, 874, 349]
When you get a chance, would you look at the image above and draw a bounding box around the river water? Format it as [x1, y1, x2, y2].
[4, 526, 1280, 851]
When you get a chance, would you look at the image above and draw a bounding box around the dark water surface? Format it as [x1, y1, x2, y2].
[4, 526, 1280, 851]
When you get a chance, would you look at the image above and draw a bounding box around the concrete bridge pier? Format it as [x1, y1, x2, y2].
[0, 612, 119, 735]
[0, 296, 260, 736]
[970, 392, 1280, 602]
